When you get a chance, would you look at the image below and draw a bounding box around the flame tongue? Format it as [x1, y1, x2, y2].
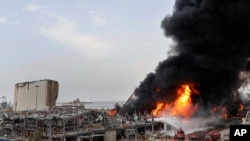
[172, 84, 198, 117]
[152, 83, 245, 119]
[152, 83, 199, 118]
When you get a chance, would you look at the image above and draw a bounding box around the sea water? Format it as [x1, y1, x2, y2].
[84, 101, 125, 109]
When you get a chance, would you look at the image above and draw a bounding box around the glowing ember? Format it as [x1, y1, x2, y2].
[209, 106, 229, 120]
[223, 113, 228, 120]
[239, 104, 244, 112]
[152, 83, 199, 118]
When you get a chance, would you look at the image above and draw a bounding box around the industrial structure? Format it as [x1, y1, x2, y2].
[0, 108, 232, 141]
[0, 79, 233, 140]
[13, 79, 59, 111]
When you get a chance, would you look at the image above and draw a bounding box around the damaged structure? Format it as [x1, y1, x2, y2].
[0, 78, 243, 140]
[0, 108, 181, 141]
[13, 79, 59, 111]
[2, 0, 250, 140]
[4, 79, 175, 141]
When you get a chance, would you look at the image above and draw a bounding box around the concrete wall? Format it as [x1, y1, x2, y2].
[13, 79, 59, 111]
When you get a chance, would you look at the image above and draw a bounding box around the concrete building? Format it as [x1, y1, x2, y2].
[13, 79, 59, 111]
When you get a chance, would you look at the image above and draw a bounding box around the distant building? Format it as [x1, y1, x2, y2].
[1, 96, 8, 109]
[13, 79, 59, 111]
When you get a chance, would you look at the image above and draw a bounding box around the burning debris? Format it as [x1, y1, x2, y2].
[108, 103, 121, 116]
[152, 83, 199, 118]
[120, 0, 250, 121]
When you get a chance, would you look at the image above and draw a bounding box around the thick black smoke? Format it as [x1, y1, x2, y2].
[120, 0, 250, 117]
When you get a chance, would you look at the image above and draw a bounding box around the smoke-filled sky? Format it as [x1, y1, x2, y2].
[120, 0, 250, 116]
[0, 0, 176, 103]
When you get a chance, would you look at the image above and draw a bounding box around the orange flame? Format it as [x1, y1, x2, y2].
[108, 109, 117, 116]
[152, 83, 199, 118]
[152, 103, 164, 116]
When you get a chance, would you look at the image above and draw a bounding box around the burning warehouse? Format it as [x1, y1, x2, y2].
[120, 0, 250, 122]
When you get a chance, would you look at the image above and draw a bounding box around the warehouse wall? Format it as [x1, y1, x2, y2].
[13, 79, 59, 111]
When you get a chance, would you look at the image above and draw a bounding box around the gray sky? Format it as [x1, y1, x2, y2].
[0, 0, 175, 103]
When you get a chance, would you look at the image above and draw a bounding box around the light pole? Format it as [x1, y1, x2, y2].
[35, 85, 39, 110]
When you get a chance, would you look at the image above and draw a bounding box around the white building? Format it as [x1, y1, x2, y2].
[13, 79, 59, 111]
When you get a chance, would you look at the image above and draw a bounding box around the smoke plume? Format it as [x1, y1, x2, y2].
[120, 0, 250, 117]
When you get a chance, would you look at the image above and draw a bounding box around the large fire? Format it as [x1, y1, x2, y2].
[152, 83, 199, 118]
[151, 83, 246, 120]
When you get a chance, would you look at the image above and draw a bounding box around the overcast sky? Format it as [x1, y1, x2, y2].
[0, 0, 175, 103]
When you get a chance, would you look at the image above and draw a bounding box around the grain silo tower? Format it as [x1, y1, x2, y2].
[13, 79, 59, 111]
